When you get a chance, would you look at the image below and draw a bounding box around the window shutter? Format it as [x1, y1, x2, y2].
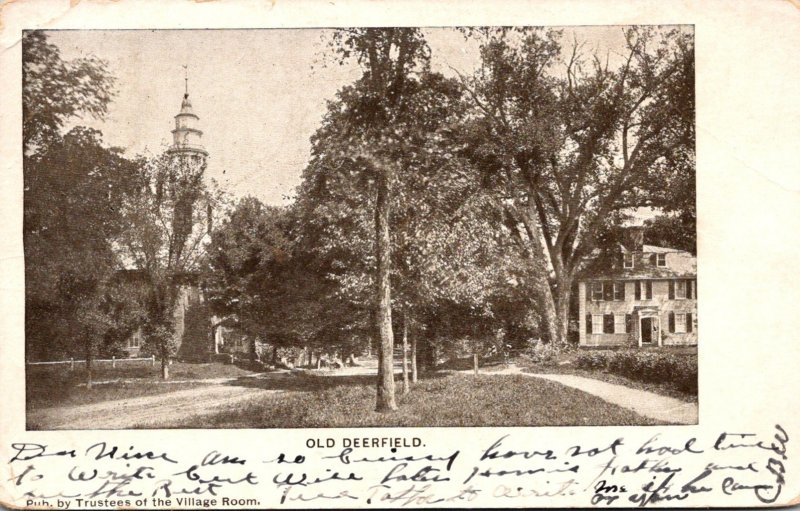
[620, 282, 626, 300]
[669, 281, 675, 300]
[687, 280, 694, 299]
[603, 281, 613, 301]
[649, 254, 657, 265]
[625, 314, 632, 334]
[586, 315, 592, 334]
[687, 313, 693, 332]
[635, 281, 641, 300]
[587, 283, 592, 302]
[669, 312, 675, 333]
[694, 280, 698, 298]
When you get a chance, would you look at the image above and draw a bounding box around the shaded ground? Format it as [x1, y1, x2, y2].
[484, 365, 698, 425]
[26, 361, 259, 410]
[28, 382, 273, 430]
[28, 356, 695, 429]
[27, 361, 403, 430]
[146, 373, 661, 428]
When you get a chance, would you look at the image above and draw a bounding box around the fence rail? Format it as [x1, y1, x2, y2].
[27, 355, 156, 369]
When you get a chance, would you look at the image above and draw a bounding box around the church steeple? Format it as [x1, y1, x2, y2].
[168, 67, 208, 158]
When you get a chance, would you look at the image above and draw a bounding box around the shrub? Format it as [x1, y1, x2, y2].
[575, 349, 697, 394]
[522, 340, 561, 365]
[575, 351, 609, 370]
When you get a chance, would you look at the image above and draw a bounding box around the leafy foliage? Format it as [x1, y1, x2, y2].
[23, 30, 116, 153]
[116, 151, 222, 373]
[458, 27, 696, 345]
[24, 126, 141, 363]
[574, 349, 698, 394]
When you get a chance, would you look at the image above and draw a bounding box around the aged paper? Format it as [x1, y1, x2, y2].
[1, 0, 799, 508]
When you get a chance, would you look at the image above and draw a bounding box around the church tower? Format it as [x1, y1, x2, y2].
[167, 71, 208, 161]
[165, 69, 209, 270]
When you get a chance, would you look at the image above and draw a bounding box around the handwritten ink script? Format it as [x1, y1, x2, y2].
[3, 425, 789, 508]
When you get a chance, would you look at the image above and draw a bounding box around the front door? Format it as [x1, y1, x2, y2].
[641, 317, 653, 344]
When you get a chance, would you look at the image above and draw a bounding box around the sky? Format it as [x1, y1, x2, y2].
[46, 27, 645, 206]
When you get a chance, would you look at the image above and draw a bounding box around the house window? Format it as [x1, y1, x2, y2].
[614, 314, 626, 334]
[657, 253, 667, 267]
[675, 280, 687, 299]
[128, 329, 142, 349]
[592, 282, 604, 301]
[613, 282, 625, 301]
[603, 314, 615, 334]
[623, 253, 634, 269]
[635, 281, 653, 300]
[591, 314, 603, 334]
[675, 313, 687, 333]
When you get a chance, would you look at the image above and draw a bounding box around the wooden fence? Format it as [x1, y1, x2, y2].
[27, 355, 156, 370]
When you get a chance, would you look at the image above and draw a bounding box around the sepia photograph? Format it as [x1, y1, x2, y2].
[23, 26, 697, 430]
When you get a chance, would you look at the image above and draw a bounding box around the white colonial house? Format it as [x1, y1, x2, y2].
[577, 228, 697, 348]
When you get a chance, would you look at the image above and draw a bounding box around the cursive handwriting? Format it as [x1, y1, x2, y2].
[4, 425, 791, 508]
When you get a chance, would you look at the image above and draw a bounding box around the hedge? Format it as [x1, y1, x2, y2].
[575, 350, 697, 394]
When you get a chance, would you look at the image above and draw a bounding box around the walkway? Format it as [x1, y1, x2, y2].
[490, 365, 698, 425]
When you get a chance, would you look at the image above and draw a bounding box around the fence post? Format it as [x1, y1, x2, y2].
[112, 356, 116, 368]
[70, 357, 74, 371]
[473, 353, 479, 376]
[151, 355, 155, 367]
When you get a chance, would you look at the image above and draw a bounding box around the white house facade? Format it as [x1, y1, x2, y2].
[577, 229, 697, 348]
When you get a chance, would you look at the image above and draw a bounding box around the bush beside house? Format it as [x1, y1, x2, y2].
[575, 349, 697, 393]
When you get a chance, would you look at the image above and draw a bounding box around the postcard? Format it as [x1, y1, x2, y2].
[1, 0, 798, 508]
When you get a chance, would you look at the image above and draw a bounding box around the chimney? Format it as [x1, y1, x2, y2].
[623, 226, 644, 252]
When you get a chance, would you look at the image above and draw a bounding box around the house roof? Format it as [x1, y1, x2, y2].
[585, 267, 696, 280]
[619, 244, 686, 254]
[579, 243, 696, 281]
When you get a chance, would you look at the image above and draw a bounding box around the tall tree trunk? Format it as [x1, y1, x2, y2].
[515, 196, 568, 345]
[250, 337, 258, 362]
[410, 318, 418, 383]
[85, 339, 93, 390]
[375, 168, 397, 412]
[161, 345, 169, 380]
[553, 274, 573, 348]
[401, 312, 410, 394]
[272, 344, 279, 365]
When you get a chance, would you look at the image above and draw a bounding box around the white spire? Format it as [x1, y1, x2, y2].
[168, 68, 207, 157]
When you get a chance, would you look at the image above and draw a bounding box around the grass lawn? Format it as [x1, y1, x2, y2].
[159, 373, 662, 428]
[26, 362, 257, 410]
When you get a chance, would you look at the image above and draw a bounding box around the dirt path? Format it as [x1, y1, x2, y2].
[32, 360, 695, 429]
[484, 365, 698, 425]
[29, 362, 393, 430]
[29, 377, 285, 430]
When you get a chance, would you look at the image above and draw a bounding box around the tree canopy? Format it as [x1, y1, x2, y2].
[457, 27, 695, 345]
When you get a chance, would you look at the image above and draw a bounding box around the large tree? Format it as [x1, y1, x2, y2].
[204, 196, 291, 360]
[25, 128, 142, 386]
[23, 31, 140, 387]
[318, 28, 437, 411]
[301, 29, 483, 408]
[459, 27, 695, 346]
[23, 30, 116, 154]
[117, 152, 220, 378]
